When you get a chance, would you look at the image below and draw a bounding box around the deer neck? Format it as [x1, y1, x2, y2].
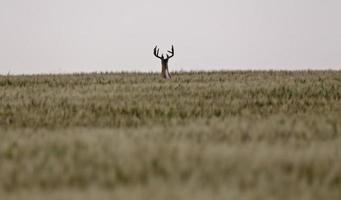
[161, 60, 171, 79]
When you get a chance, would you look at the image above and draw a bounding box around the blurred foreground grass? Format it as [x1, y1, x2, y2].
[0, 71, 341, 200]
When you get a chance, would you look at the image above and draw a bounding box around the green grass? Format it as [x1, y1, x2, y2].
[0, 71, 341, 200]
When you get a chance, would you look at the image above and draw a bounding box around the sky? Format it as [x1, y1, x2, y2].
[0, 0, 340, 74]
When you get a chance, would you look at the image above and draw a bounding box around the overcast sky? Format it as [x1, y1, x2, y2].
[0, 0, 340, 74]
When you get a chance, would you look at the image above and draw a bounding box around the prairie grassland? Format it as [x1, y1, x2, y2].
[0, 71, 341, 200]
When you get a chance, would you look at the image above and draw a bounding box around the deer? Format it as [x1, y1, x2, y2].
[153, 45, 174, 79]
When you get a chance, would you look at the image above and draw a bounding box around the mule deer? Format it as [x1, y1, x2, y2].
[153, 45, 174, 79]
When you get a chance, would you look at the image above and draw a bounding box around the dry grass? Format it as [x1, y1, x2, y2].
[0, 71, 341, 199]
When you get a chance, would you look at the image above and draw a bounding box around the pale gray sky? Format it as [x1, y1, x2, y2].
[0, 0, 340, 74]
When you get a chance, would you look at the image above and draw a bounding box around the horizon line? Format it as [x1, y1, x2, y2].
[1, 69, 341, 76]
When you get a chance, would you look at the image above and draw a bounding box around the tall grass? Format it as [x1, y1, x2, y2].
[0, 71, 341, 200]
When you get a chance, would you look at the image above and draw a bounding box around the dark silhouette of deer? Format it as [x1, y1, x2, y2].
[153, 45, 174, 79]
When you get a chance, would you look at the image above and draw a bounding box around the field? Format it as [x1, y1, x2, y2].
[0, 71, 341, 200]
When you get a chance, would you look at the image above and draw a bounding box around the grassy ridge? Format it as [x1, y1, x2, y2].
[0, 71, 341, 199]
[1, 71, 340, 127]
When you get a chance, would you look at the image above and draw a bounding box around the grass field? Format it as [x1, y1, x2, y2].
[0, 71, 341, 200]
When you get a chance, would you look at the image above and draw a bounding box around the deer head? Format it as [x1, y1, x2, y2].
[154, 45, 174, 79]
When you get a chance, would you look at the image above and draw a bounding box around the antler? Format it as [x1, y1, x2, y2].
[166, 45, 174, 59]
[153, 45, 175, 60]
[153, 46, 164, 59]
